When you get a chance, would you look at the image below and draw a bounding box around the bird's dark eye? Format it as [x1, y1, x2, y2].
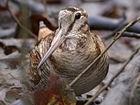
[75, 13, 81, 19]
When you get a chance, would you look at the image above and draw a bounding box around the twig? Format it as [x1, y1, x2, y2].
[119, 31, 140, 39]
[6, 0, 37, 39]
[84, 17, 140, 104]
[85, 44, 140, 105]
[69, 16, 140, 87]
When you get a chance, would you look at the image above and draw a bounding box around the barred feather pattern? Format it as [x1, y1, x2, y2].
[30, 33, 55, 88]
[30, 32, 109, 95]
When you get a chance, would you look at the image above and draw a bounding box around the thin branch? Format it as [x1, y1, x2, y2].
[120, 31, 140, 39]
[85, 44, 140, 105]
[6, 0, 37, 39]
[69, 16, 140, 88]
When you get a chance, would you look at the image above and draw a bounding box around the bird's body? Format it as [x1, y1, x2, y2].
[30, 7, 109, 95]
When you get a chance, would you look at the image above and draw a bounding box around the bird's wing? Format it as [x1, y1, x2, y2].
[91, 33, 104, 56]
[92, 33, 109, 72]
[30, 32, 54, 88]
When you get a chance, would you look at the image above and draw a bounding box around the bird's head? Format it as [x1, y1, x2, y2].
[38, 7, 90, 68]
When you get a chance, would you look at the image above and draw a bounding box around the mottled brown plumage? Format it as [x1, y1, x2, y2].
[30, 7, 109, 95]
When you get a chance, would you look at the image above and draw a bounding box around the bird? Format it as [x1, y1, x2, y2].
[30, 7, 109, 95]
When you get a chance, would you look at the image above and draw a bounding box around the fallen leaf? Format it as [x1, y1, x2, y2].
[5, 89, 19, 103]
[33, 72, 76, 105]
[0, 41, 20, 55]
[30, 13, 56, 34]
[16, 13, 57, 38]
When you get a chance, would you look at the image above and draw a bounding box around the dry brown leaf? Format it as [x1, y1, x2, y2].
[30, 14, 56, 38]
[5, 89, 19, 103]
[33, 72, 76, 105]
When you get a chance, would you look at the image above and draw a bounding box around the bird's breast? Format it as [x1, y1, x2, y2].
[50, 38, 96, 79]
[59, 37, 87, 52]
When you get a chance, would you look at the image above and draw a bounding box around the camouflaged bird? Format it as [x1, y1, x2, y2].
[30, 7, 109, 95]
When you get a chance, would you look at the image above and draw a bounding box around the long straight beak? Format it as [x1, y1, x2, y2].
[37, 29, 66, 68]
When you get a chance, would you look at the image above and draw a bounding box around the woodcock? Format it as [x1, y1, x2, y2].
[30, 7, 109, 95]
